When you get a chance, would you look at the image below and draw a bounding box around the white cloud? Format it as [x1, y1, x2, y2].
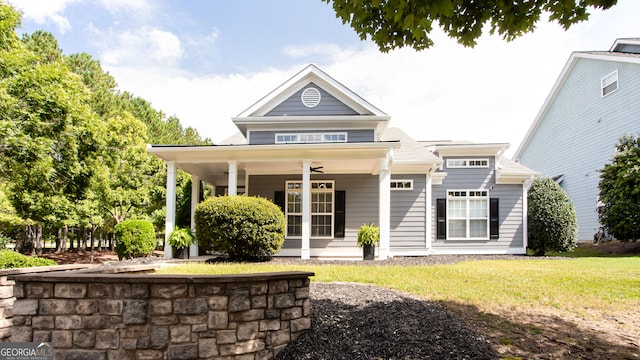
[97, 0, 152, 15]
[8, 0, 79, 32]
[101, 27, 184, 67]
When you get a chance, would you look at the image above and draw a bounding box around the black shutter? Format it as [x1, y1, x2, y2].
[490, 198, 499, 239]
[334, 191, 346, 238]
[436, 198, 446, 240]
[274, 191, 285, 212]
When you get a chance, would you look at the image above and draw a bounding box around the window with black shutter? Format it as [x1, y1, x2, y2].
[490, 198, 499, 239]
[436, 198, 446, 239]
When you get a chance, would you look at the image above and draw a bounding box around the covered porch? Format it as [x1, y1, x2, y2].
[148, 142, 400, 260]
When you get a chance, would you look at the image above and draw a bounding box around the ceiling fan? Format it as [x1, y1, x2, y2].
[310, 166, 324, 173]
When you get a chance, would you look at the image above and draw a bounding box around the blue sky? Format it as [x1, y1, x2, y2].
[7, 0, 640, 155]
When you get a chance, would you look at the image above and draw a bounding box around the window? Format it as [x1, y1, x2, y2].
[446, 190, 489, 239]
[601, 70, 618, 97]
[446, 159, 489, 168]
[275, 132, 347, 144]
[285, 180, 334, 238]
[390, 180, 413, 190]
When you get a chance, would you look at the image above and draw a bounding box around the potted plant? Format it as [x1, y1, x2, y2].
[357, 223, 379, 260]
[168, 227, 195, 259]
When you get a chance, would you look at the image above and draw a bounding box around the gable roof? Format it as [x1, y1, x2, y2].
[514, 38, 640, 159]
[232, 64, 390, 138]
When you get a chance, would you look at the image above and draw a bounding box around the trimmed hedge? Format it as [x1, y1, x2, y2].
[195, 196, 285, 261]
[0, 249, 57, 269]
[114, 219, 156, 260]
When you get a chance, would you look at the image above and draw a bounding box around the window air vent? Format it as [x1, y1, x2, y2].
[301, 87, 321, 108]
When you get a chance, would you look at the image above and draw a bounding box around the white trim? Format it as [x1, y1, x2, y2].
[446, 158, 489, 168]
[301, 162, 311, 260]
[378, 150, 392, 260]
[390, 179, 413, 190]
[227, 160, 238, 196]
[601, 69, 619, 97]
[425, 172, 432, 251]
[522, 181, 530, 253]
[189, 175, 200, 257]
[164, 161, 177, 259]
[429, 247, 527, 255]
[446, 189, 490, 240]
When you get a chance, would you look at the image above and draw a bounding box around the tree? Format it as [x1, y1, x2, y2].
[598, 134, 640, 242]
[528, 177, 578, 256]
[325, 0, 617, 52]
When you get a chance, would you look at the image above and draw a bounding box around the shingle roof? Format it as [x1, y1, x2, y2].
[381, 127, 441, 163]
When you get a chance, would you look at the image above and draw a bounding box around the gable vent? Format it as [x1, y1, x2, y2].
[301, 87, 321, 108]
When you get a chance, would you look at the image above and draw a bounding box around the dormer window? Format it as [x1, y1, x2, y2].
[601, 70, 618, 97]
[275, 132, 347, 144]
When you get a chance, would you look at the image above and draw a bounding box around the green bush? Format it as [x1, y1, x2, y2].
[168, 227, 195, 249]
[195, 196, 285, 261]
[528, 177, 578, 256]
[114, 219, 156, 260]
[357, 223, 380, 247]
[0, 249, 57, 269]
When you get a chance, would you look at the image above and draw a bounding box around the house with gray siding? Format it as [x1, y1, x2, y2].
[150, 65, 538, 259]
[514, 38, 640, 241]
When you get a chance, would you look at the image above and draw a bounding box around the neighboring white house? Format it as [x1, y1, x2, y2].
[514, 38, 640, 240]
[150, 64, 538, 259]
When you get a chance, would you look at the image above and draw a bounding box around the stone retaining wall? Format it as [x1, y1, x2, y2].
[6, 268, 314, 360]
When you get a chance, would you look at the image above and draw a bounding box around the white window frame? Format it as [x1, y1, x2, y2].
[601, 70, 619, 97]
[446, 159, 489, 168]
[285, 180, 335, 239]
[390, 179, 413, 191]
[446, 190, 489, 240]
[275, 132, 347, 144]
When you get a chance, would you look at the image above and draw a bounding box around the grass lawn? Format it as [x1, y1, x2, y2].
[158, 242, 640, 358]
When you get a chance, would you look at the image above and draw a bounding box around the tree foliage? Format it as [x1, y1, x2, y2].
[325, 0, 617, 52]
[598, 134, 640, 242]
[527, 177, 578, 256]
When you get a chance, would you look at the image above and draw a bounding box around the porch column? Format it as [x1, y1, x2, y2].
[190, 175, 200, 257]
[164, 161, 177, 259]
[228, 160, 238, 196]
[378, 149, 392, 260]
[301, 160, 311, 260]
[425, 172, 433, 252]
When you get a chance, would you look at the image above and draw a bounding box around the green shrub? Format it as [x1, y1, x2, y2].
[195, 196, 285, 261]
[357, 223, 380, 247]
[168, 227, 195, 249]
[0, 249, 57, 269]
[528, 177, 578, 256]
[114, 219, 156, 260]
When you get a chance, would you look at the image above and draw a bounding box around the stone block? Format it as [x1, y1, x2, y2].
[237, 321, 259, 341]
[194, 284, 223, 296]
[207, 296, 228, 310]
[178, 314, 206, 325]
[280, 307, 302, 320]
[291, 317, 311, 332]
[170, 324, 191, 343]
[229, 290, 250, 312]
[12, 299, 38, 315]
[250, 282, 268, 295]
[73, 329, 96, 348]
[55, 315, 83, 329]
[33, 330, 51, 342]
[11, 326, 32, 342]
[198, 337, 218, 357]
[99, 299, 123, 315]
[259, 319, 280, 332]
[121, 338, 137, 350]
[273, 293, 295, 309]
[76, 299, 99, 314]
[268, 280, 288, 294]
[39, 299, 76, 315]
[122, 300, 146, 324]
[302, 299, 311, 317]
[150, 315, 178, 325]
[55, 283, 87, 298]
[269, 329, 290, 347]
[174, 297, 207, 315]
[12, 283, 23, 298]
[83, 314, 109, 329]
[120, 325, 149, 338]
[131, 283, 149, 298]
[112, 283, 131, 298]
[207, 311, 228, 330]
[149, 299, 172, 315]
[136, 349, 163, 360]
[235, 309, 264, 322]
[288, 279, 304, 288]
[107, 349, 135, 360]
[149, 326, 169, 349]
[52, 330, 73, 348]
[25, 282, 52, 298]
[256, 349, 274, 360]
[63, 350, 106, 360]
[96, 330, 119, 349]
[88, 283, 113, 298]
[32, 315, 54, 329]
[219, 339, 265, 356]
[265, 309, 280, 319]
[150, 284, 188, 299]
[295, 287, 309, 299]
[167, 344, 198, 359]
[191, 323, 207, 333]
[251, 295, 267, 309]
[216, 329, 237, 344]
[0, 284, 13, 299]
